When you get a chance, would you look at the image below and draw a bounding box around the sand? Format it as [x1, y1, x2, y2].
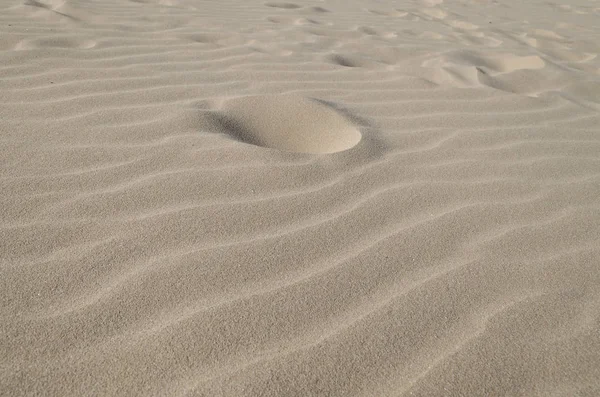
[1, 0, 600, 396]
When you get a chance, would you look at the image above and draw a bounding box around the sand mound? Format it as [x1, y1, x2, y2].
[218, 95, 361, 153]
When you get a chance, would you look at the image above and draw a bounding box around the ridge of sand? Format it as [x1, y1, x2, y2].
[1, 0, 599, 396]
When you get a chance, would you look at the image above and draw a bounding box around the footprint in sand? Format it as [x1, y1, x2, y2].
[157, 0, 179, 6]
[530, 29, 567, 42]
[421, 0, 444, 6]
[367, 9, 408, 17]
[307, 6, 329, 13]
[358, 26, 378, 35]
[266, 15, 321, 25]
[327, 53, 374, 68]
[448, 20, 479, 30]
[422, 50, 547, 94]
[183, 32, 246, 46]
[458, 32, 503, 47]
[356, 26, 396, 39]
[420, 7, 447, 20]
[24, 0, 78, 20]
[264, 2, 301, 9]
[15, 36, 96, 50]
[212, 95, 361, 154]
[24, 0, 65, 11]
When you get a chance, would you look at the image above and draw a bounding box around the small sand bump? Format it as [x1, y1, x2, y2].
[217, 95, 361, 154]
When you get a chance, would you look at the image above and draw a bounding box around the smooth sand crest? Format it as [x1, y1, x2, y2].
[1, 0, 599, 396]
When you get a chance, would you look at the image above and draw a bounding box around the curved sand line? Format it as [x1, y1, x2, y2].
[1, 0, 599, 396]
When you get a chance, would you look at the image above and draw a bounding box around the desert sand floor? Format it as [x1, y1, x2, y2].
[1, 0, 600, 396]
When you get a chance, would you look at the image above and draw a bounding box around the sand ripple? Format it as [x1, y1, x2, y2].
[1, 0, 599, 396]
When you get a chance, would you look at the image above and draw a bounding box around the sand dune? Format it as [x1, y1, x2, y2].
[1, 0, 599, 396]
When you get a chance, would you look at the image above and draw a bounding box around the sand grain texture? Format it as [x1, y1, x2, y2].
[1, 0, 600, 396]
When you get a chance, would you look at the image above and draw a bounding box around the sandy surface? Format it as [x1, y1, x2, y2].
[1, 0, 600, 396]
